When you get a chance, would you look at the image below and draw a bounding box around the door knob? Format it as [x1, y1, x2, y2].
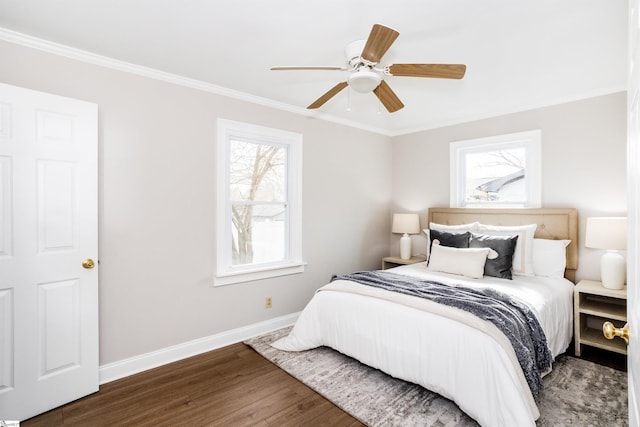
[82, 259, 95, 269]
[603, 321, 629, 345]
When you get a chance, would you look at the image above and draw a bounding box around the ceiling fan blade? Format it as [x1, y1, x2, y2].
[271, 66, 347, 71]
[373, 80, 404, 113]
[361, 24, 399, 63]
[307, 82, 348, 109]
[388, 64, 467, 79]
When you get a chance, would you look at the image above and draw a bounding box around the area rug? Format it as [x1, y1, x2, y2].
[245, 327, 628, 426]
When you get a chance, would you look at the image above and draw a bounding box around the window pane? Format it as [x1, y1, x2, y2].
[464, 148, 526, 205]
[231, 203, 285, 266]
[216, 119, 303, 286]
[229, 139, 286, 202]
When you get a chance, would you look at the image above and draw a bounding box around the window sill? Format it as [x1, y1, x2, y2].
[213, 262, 306, 286]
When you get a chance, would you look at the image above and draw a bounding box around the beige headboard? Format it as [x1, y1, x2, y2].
[427, 208, 579, 282]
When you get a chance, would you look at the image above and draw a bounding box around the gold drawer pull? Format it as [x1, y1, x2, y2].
[603, 322, 629, 345]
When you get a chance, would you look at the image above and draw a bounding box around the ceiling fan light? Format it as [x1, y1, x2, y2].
[348, 69, 382, 93]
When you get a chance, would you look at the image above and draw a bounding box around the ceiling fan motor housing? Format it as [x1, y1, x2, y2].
[345, 39, 367, 64]
[345, 39, 382, 92]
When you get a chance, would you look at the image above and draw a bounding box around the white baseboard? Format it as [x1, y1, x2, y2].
[99, 312, 300, 384]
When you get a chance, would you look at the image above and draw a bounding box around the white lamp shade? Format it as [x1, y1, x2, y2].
[392, 213, 420, 235]
[585, 217, 627, 289]
[585, 217, 627, 250]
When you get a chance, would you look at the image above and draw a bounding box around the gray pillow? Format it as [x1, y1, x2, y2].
[429, 230, 470, 250]
[469, 233, 519, 279]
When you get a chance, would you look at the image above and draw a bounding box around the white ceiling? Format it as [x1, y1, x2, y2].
[0, 0, 628, 136]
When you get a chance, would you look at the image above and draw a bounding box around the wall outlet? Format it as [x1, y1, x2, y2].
[265, 297, 272, 309]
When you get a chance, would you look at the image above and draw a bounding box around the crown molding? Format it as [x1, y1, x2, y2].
[0, 27, 391, 137]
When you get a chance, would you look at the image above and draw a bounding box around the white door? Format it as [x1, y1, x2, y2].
[0, 83, 98, 421]
[628, 0, 640, 424]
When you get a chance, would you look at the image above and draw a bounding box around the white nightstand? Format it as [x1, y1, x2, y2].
[574, 279, 627, 357]
[381, 256, 426, 270]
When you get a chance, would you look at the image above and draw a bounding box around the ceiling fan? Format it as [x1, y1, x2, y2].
[271, 24, 467, 113]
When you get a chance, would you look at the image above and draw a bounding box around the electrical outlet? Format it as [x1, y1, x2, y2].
[265, 297, 272, 309]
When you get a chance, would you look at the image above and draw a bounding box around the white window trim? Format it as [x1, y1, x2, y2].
[450, 129, 541, 208]
[214, 119, 304, 286]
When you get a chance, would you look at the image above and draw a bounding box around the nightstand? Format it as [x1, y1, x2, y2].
[574, 279, 627, 357]
[382, 256, 426, 270]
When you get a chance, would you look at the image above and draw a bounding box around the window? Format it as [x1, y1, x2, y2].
[215, 119, 303, 286]
[450, 130, 541, 208]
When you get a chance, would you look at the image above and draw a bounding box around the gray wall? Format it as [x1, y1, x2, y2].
[391, 92, 627, 282]
[0, 40, 393, 365]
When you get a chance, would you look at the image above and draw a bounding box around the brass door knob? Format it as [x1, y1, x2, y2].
[603, 321, 629, 345]
[82, 259, 95, 269]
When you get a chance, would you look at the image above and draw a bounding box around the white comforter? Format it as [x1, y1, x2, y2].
[272, 263, 574, 427]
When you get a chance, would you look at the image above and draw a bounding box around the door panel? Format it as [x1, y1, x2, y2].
[0, 83, 98, 422]
[38, 160, 78, 252]
[39, 279, 81, 377]
[0, 288, 13, 393]
[0, 155, 11, 257]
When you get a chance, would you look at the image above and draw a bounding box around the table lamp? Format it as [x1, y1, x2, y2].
[585, 217, 627, 289]
[392, 213, 421, 260]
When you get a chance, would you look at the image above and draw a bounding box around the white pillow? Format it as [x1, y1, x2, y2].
[430, 222, 479, 232]
[532, 238, 571, 278]
[477, 223, 537, 276]
[427, 244, 490, 279]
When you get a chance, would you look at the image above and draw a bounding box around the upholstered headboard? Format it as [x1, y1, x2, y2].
[427, 208, 579, 282]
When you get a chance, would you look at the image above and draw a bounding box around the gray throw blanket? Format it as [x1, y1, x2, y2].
[330, 271, 553, 395]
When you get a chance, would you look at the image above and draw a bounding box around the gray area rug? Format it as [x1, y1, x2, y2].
[245, 327, 628, 426]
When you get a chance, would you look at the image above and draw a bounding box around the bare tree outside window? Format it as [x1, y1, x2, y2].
[216, 119, 303, 286]
[450, 130, 541, 208]
[229, 139, 286, 265]
[465, 148, 525, 204]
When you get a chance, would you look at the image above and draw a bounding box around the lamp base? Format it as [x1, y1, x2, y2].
[601, 250, 626, 290]
[399, 233, 412, 260]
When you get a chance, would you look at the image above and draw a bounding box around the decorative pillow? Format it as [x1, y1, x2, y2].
[477, 223, 537, 276]
[423, 222, 478, 255]
[430, 222, 479, 233]
[424, 221, 478, 244]
[427, 229, 471, 255]
[427, 244, 490, 279]
[469, 233, 519, 279]
[532, 238, 571, 278]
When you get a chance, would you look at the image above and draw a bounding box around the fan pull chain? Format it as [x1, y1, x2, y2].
[346, 87, 351, 112]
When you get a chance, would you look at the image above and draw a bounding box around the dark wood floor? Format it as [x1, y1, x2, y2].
[22, 341, 627, 426]
[22, 343, 364, 427]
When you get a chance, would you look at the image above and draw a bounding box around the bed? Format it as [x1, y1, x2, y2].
[272, 208, 578, 427]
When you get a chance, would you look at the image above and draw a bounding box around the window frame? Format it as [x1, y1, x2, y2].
[449, 129, 542, 208]
[215, 119, 304, 286]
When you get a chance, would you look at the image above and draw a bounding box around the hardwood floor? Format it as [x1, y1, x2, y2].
[21, 339, 627, 426]
[22, 343, 364, 427]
